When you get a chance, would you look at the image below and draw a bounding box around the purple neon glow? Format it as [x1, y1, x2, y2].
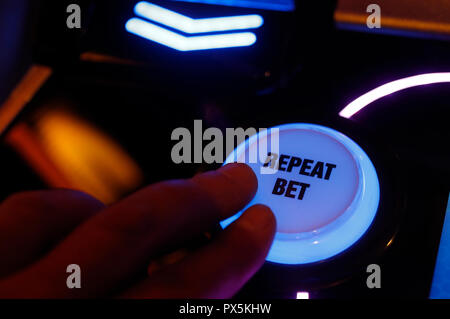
[339, 72, 450, 119]
[296, 292, 310, 299]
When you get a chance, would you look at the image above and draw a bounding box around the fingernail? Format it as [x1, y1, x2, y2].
[218, 163, 257, 191]
[241, 204, 277, 232]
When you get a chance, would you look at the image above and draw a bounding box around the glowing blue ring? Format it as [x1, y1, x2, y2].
[220, 123, 380, 264]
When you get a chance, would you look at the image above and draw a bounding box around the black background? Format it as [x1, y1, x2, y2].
[0, 0, 449, 299]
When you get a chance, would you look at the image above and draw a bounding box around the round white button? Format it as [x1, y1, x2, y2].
[220, 123, 380, 264]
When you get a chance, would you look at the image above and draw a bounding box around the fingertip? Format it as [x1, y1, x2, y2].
[217, 163, 258, 196]
[190, 163, 258, 220]
[237, 204, 277, 242]
[221, 204, 276, 270]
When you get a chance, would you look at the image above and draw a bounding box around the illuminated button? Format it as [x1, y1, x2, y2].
[220, 123, 380, 264]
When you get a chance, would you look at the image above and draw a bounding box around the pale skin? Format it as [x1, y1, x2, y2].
[0, 163, 276, 298]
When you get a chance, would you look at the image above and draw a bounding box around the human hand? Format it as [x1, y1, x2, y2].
[0, 163, 276, 298]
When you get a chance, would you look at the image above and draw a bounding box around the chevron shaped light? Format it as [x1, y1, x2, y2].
[134, 1, 263, 34]
[126, 1, 263, 51]
[126, 18, 257, 51]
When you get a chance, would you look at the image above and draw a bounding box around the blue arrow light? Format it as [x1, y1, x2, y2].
[126, 1, 263, 51]
[135, 2, 264, 34]
[126, 18, 257, 51]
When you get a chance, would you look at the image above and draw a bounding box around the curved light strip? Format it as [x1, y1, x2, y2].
[134, 1, 264, 34]
[126, 18, 257, 51]
[339, 72, 450, 119]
